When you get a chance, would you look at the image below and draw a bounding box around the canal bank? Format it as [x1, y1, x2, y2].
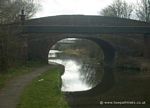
[0, 65, 69, 108]
[17, 65, 69, 108]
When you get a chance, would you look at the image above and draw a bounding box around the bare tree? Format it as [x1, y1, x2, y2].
[136, 0, 150, 22]
[0, 0, 39, 24]
[0, 0, 40, 71]
[100, 0, 133, 19]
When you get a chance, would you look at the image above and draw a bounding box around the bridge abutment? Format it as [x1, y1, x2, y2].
[26, 34, 65, 63]
[27, 39, 49, 62]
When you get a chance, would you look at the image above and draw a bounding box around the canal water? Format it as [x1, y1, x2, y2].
[48, 38, 150, 108]
[48, 38, 104, 92]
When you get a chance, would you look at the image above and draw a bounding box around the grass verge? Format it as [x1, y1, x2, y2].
[17, 66, 69, 108]
[0, 61, 45, 89]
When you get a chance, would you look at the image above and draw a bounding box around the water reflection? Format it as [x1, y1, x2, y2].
[48, 50, 103, 92]
[48, 38, 104, 92]
[61, 60, 91, 91]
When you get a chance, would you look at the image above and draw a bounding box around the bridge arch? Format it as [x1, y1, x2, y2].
[26, 33, 116, 94]
[22, 15, 150, 61]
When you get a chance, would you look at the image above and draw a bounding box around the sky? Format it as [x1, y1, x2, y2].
[34, 0, 137, 18]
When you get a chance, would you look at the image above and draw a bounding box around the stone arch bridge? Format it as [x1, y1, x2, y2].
[20, 15, 150, 63]
[14, 15, 150, 93]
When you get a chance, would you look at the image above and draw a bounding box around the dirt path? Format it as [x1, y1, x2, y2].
[0, 65, 51, 108]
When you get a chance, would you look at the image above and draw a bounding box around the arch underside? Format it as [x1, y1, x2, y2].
[27, 33, 116, 94]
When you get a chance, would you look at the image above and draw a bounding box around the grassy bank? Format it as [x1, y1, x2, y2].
[0, 61, 45, 89]
[17, 66, 69, 108]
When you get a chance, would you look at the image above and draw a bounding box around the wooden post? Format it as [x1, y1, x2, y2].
[20, 9, 26, 25]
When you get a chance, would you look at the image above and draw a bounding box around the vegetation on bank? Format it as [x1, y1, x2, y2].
[0, 61, 45, 89]
[63, 48, 87, 56]
[17, 66, 69, 108]
[56, 38, 104, 63]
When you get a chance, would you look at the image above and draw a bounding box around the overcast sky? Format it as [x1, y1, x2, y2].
[34, 0, 137, 18]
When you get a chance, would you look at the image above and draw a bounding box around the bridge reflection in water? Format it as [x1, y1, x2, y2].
[48, 38, 104, 92]
[48, 38, 115, 108]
